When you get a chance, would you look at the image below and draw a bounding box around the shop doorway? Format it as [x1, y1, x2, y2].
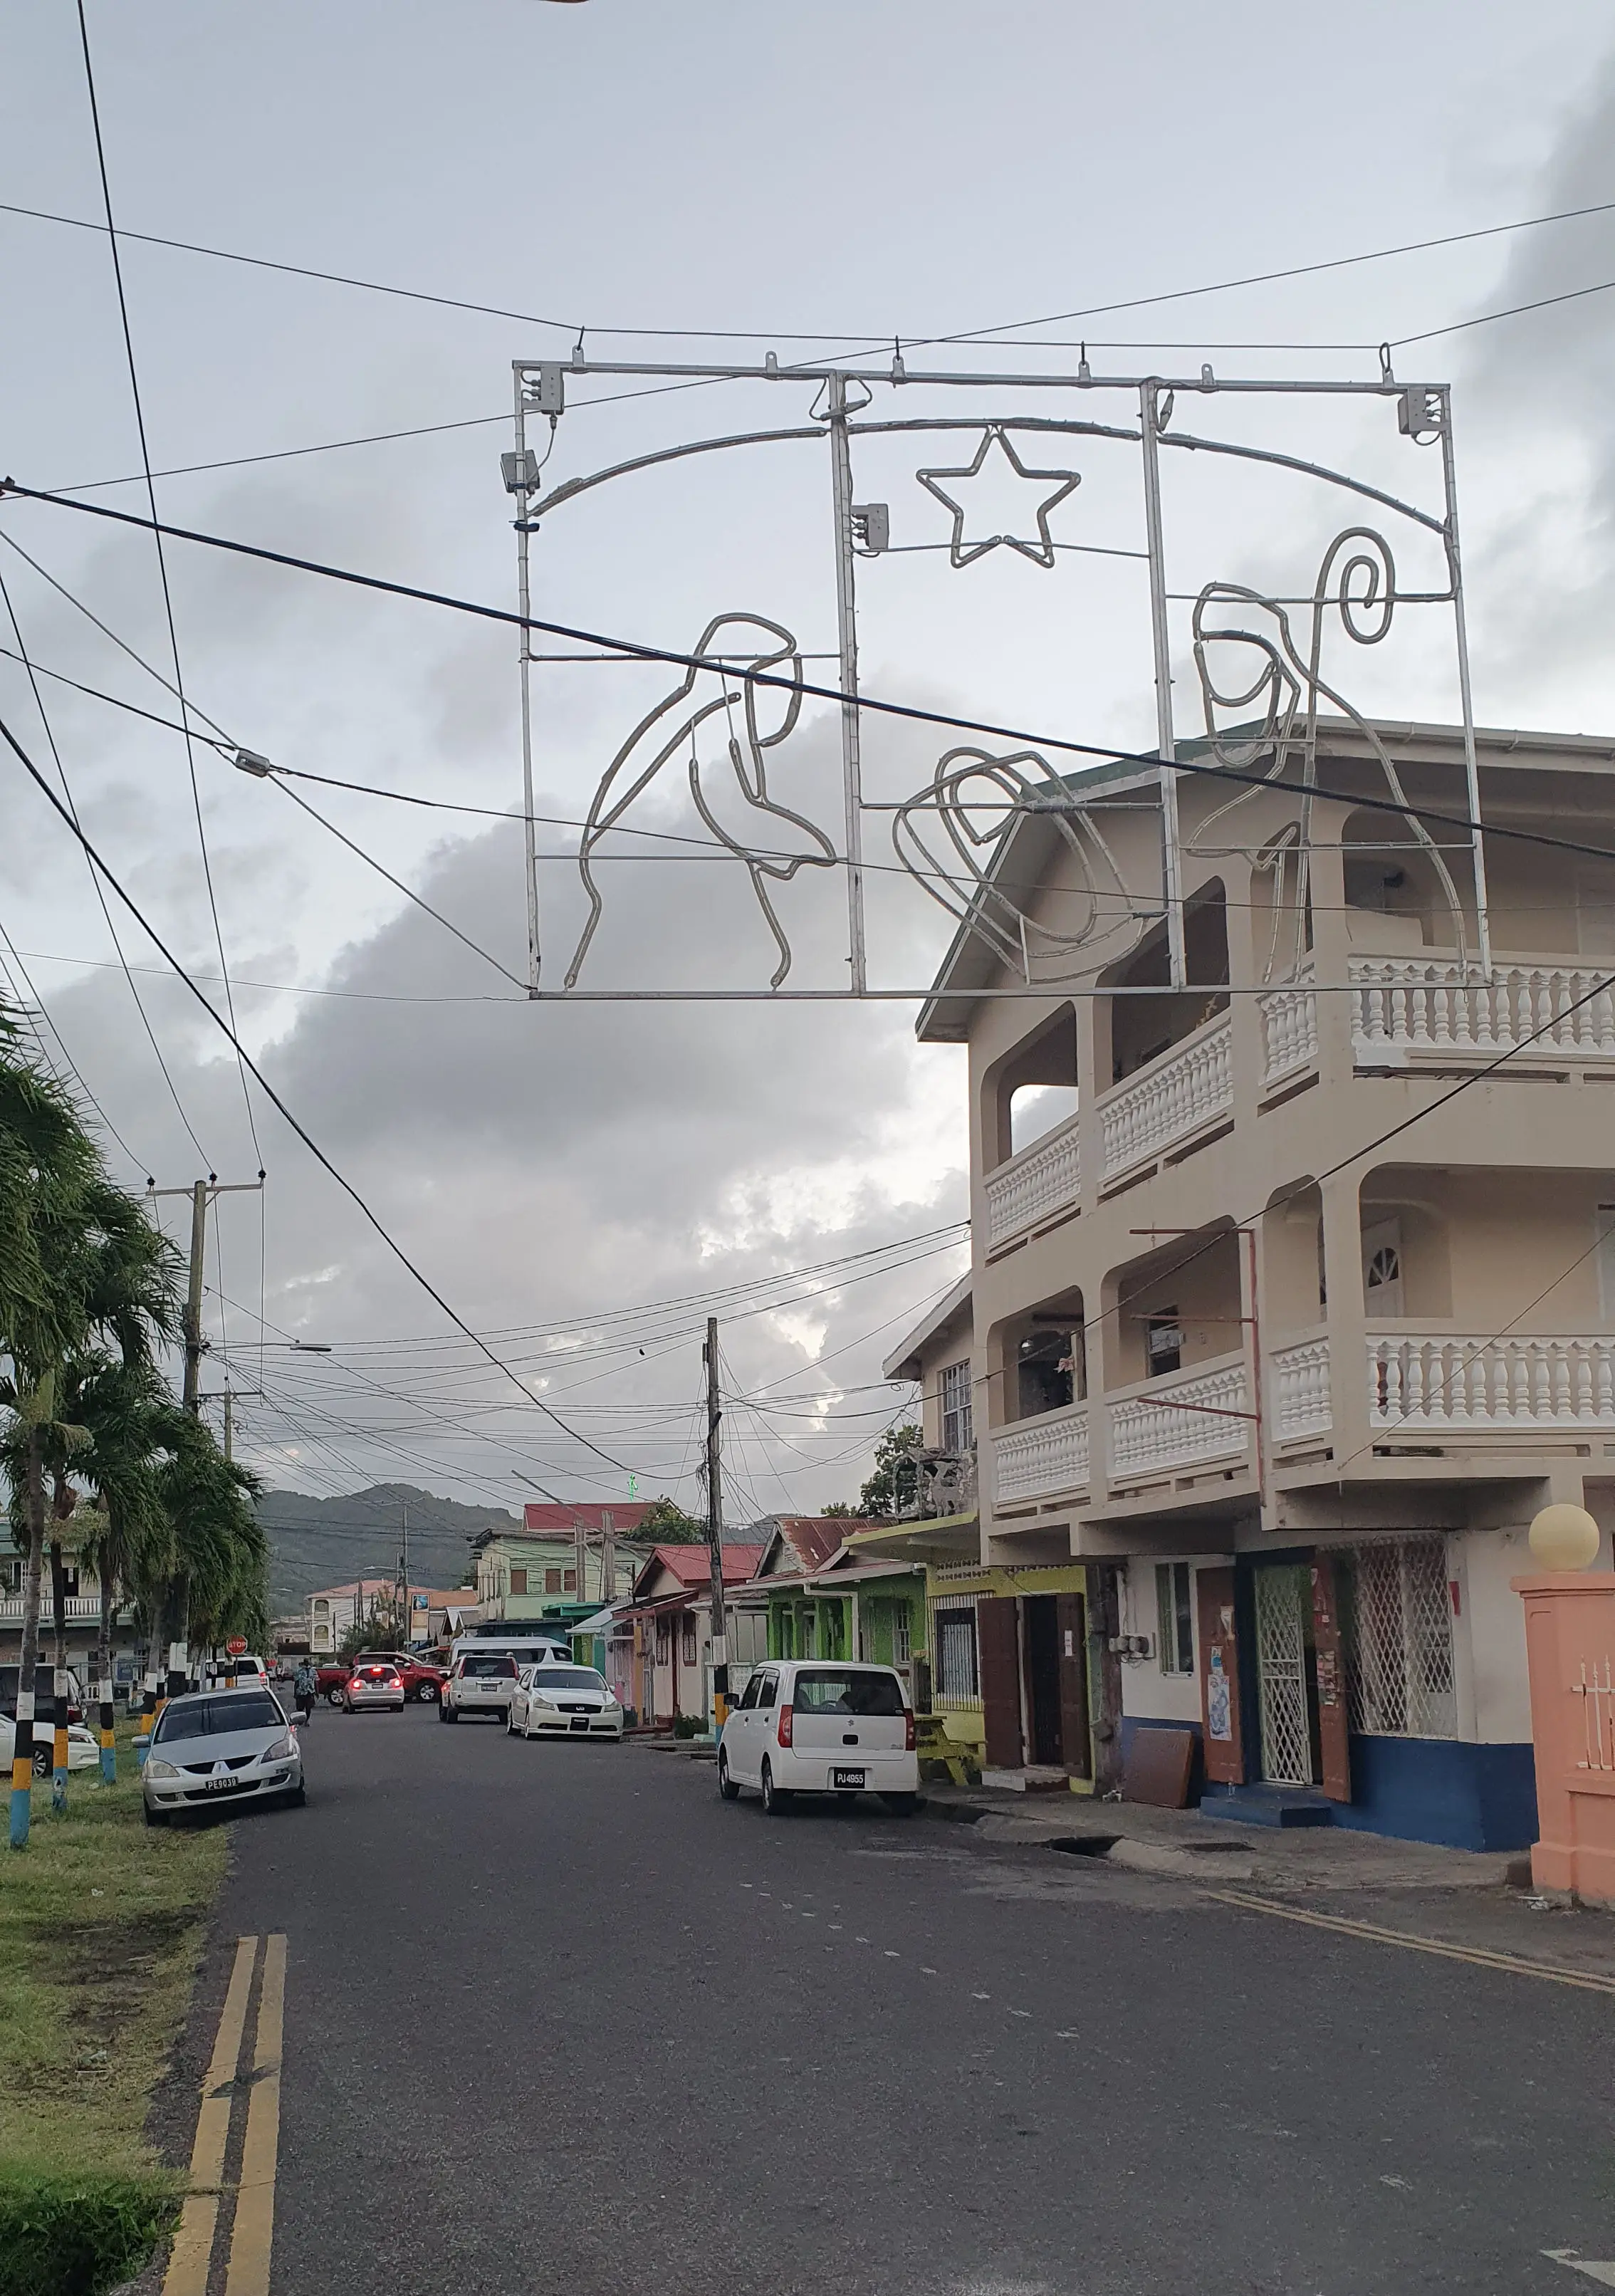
[1021, 1594, 1092, 1775]
[1253, 1564, 1322, 1786]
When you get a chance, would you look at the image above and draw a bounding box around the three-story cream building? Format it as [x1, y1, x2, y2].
[912, 716, 1615, 1848]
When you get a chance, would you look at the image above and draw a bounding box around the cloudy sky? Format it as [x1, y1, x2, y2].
[2, 0, 1614, 1521]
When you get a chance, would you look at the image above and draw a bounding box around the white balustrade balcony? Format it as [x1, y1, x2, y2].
[983, 1112, 1082, 1251]
[1351, 956, 1615, 1068]
[0, 1593, 108, 1624]
[1270, 1335, 1332, 1442]
[1258, 975, 1318, 1090]
[1367, 1331, 1615, 1434]
[992, 1402, 1090, 1507]
[1098, 1013, 1233, 1182]
[1107, 1350, 1252, 1481]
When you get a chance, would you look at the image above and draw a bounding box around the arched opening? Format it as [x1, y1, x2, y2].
[1358, 1169, 1452, 1321]
[1102, 880, 1229, 1087]
[990, 1287, 1086, 1427]
[981, 1006, 1078, 1170]
[1341, 810, 1463, 954]
[1262, 1179, 1325, 1332]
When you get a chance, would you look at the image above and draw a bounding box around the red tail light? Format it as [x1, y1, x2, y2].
[904, 1710, 916, 1752]
[776, 1704, 793, 1748]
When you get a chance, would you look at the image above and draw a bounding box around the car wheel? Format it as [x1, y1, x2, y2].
[439, 1701, 456, 1723]
[417, 1681, 439, 1703]
[761, 1760, 793, 1816]
[31, 1746, 50, 1778]
[325, 1686, 344, 1706]
[718, 1750, 740, 1802]
[286, 1783, 307, 1808]
[882, 1793, 920, 1817]
[142, 1800, 165, 1827]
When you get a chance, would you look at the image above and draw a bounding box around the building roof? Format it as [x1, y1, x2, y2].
[882, 1273, 972, 1382]
[914, 714, 1615, 1043]
[751, 1517, 879, 1579]
[521, 1503, 653, 1534]
[631, 1543, 762, 1600]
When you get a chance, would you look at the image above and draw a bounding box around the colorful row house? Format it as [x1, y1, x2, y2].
[894, 717, 1615, 1847]
[607, 1543, 767, 1728]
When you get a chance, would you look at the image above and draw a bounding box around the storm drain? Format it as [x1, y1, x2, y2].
[1046, 1835, 1120, 1857]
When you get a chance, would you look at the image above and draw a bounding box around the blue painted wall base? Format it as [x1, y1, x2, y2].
[1122, 1714, 1536, 1852]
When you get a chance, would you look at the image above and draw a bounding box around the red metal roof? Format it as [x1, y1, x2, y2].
[648, 1543, 762, 1588]
[522, 1503, 653, 1533]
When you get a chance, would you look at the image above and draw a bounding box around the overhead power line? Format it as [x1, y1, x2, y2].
[14, 481, 1615, 882]
[73, 1, 263, 1169]
[0, 699, 634, 1481]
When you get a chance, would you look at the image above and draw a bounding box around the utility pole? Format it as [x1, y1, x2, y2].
[148, 1175, 263, 1706]
[399, 1500, 409, 1648]
[704, 1316, 730, 1739]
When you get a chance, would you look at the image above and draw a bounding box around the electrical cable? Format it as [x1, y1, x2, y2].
[9, 187, 1614, 353]
[0, 566, 211, 1164]
[0, 699, 637, 1479]
[18, 481, 1615, 886]
[0, 914, 142, 1168]
[269, 778, 528, 991]
[72, 2, 263, 1169]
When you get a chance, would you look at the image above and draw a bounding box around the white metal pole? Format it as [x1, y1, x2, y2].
[1438, 388, 1492, 977]
[827, 375, 869, 996]
[514, 375, 543, 996]
[1139, 382, 1187, 990]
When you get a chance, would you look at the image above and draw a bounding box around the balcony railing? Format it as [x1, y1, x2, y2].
[1258, 976, 1318, 1090]
[1098, 1012, 1233, 1181]
[1351, 956, 1615, 1067]
[992, 1402, 1090, 1507]
[1270, 1335, 1332, 1441]
[983, 1112, 1082, 1250]
[1367, 1332, 1615, 1433]
[0, 1593, 110, 1624]
[1107, 1350, 1252, 1481]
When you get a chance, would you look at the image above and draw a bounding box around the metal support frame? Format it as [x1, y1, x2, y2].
[508, 353, 1486, 1004]
[826, 373, 868, 995]
[1139, 382, 1186, 988]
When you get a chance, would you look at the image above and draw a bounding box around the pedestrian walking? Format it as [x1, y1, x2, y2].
[293, 1658, 318, 1726]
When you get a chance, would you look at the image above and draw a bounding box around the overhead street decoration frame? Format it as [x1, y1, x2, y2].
[506, 351, 1486, 1003]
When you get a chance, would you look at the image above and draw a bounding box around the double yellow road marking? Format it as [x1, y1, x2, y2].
[1206, 1888, 1615, 1996]
[164, 1933, 287, 2296]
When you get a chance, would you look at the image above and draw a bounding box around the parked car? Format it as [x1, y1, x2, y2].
[718, 1661, 919, 1815]
[352, 1649, 447, 1703]
[0, 1665, 86, 1724]
[439, 1650, 518, 1722]
[506, 1664, 623, 1741]
[140, 1686, 303, 1826]
[0, 1711, 100, 1778]
[343, 1662, 405, 1713]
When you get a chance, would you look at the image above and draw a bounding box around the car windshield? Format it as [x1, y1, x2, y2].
[154, 1693, 284, 1742]
[530, 1669, 607, 1692]
[790, 1669, 906, 1717]
[458, 1655, 517, 1677]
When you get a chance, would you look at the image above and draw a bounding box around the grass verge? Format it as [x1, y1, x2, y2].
[0, 1738, 228, 2296]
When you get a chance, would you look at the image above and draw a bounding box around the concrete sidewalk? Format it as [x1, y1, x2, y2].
[921, 1780, 1522, 1893]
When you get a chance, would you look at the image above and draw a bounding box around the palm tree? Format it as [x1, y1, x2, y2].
[152, 1410, 268, 1665]
[58, 1357, 172, 1783]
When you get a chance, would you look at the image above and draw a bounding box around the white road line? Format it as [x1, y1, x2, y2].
[1545, 2254, 1615, 2285]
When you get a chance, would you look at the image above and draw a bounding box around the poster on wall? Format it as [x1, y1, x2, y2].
[1206, 1649, 1233, 1742]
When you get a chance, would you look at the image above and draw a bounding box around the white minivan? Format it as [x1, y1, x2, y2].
[718, 1660, 919, 1815]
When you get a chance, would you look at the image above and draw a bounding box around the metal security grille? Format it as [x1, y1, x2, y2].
[929, 1598, 981, 1710]
[1254, 1567, 1313, 1786]
[1340, 1537, 1456, 1738]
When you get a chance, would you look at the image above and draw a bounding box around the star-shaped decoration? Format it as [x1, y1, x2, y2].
[915, 426, 1082, 569]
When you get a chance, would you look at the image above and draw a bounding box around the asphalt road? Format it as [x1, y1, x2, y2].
[172, 1703, 1613, 2296]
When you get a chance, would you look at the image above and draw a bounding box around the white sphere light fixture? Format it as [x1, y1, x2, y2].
[1527, 1503, 1601, 1572]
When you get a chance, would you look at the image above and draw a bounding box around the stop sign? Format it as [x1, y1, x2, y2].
[226, 1637, 248, 1656]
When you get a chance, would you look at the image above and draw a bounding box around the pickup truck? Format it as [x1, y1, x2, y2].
[317, 1651, 447, 1706]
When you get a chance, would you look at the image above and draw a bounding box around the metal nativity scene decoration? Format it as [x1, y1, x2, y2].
[500, 348, 1488, 1004]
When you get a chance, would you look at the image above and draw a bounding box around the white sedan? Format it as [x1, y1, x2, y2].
[506, 1664, 624, 1741]
[343, 1662, 405, 1713]
[0, 1713, 100, 1778]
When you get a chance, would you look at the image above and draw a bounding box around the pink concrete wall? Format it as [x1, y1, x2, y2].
[1513, 1572, 1615, 1906]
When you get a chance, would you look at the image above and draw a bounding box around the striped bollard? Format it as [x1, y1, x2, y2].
[9, 1688, 33, 1849]
[51, 1668, 69, 1813]
[137, 1671, 159, 1768]
[98, 1677, 116, 1785]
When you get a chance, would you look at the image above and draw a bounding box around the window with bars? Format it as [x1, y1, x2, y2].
[894, 1605, 912, 1664]
[681, 1614, 697, 1667]
[940, 1360, 974, 1453]
[1339, 1537, 1457, 1739]
[932, 1606, 980, 1705]
[1155, 1562, 1195, 1674]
